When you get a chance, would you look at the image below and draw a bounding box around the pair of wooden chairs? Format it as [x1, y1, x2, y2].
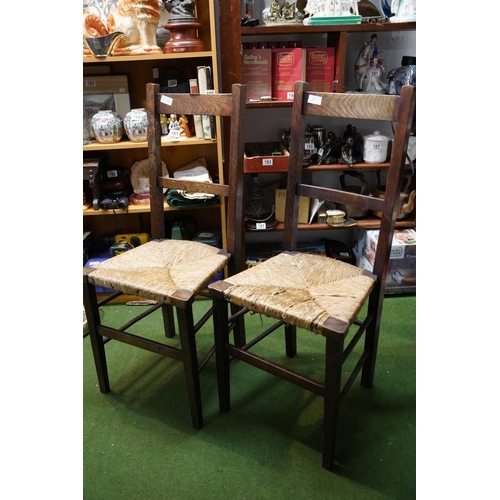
[83, 80, 416, 470]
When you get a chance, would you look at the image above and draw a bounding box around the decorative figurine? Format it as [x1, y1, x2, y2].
[354, 34, 377, 91]
[163, 0, 205, 52]
[163, 0, 196, 22]
[82, 1, 163, 57]
[262, 0, 302, 25]
[364, 52, 387, 93]
[108, 0, 163, 55]
[304, 0, 360, 19]
[389, 0, 416, 23]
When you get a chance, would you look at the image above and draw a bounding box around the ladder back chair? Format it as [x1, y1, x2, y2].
[83, 83, 247, 430]
[209, 81, 416, 470]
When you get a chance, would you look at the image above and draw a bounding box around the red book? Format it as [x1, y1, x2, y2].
[242, 49, 273, 102]
[305, 47, 336, 93]
[271, 48, 306, 101]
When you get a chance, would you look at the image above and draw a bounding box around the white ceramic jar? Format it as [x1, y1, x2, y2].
[91, 110, 124, 144]
[363, 130, 390, 164]
[124, 108, 148, 142]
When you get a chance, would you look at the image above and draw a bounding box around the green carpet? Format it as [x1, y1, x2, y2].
[83, 295, 415, 499]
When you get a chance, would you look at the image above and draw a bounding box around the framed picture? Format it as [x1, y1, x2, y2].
[83, 74, 131, 140]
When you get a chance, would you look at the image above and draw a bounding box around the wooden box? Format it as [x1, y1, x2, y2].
[244, 142, 289, 173]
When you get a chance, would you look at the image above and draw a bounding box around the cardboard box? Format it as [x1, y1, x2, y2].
[244, 142, 289, 173]
[275, 188, 310, 224]
[354, 228, 416, 295]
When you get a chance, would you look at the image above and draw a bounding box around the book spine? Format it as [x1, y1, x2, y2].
[196, 66, 212, 140]
[205, 66, 216, 139]
[189, 78, 204, 139]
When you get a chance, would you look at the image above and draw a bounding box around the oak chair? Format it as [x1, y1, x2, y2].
[209, 81, 416, 470]
[83, 83, 247, 430]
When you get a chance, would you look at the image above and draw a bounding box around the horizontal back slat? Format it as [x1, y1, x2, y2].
[297, 184, 385, 213]
[157, 93, 234, 117]
[302, 91, 400, 121]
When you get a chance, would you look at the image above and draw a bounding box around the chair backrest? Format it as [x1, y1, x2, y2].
[146, 83, 247, 275]
[285, 81, 416, 291]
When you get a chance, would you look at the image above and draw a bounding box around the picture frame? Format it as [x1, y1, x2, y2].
[83, 74, 131, 141]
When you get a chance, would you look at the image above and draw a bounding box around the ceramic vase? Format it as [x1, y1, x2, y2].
[91, 110, 124, 144]
[124, 108, 148, 142]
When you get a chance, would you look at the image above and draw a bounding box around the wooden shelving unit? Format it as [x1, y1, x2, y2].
[83, 0, 227, 250]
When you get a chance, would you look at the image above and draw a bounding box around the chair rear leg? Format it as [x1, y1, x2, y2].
[83, 278, 110, 393]
[361, 321, 380, 388]
[162, 304, 176, 338]
[285, 324, 297, 358]
[176, 306, 203, 430]
[322, 335, 344, 471]
[231, 303, 246, 347]
[213, 296, 231, 412]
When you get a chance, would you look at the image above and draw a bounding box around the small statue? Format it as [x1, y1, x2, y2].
[340, 125, 363, 166]
[163, 0, 197, 23]
[178, 114, 192, 137]
[364, 53, 387, 93]
[83, 2, 163, 57]
[390, 0, 416, 23]
[354, 34, 377, 91]
[317, 131, 342, 165]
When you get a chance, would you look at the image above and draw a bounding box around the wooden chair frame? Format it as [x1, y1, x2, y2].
[83, 83, 247, 430]
[209, 82, 416, 469]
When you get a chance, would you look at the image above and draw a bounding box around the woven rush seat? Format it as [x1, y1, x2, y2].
[83, 83, 247, 430]
[87, 239, 228, 305]
[218, 252, 375, 335]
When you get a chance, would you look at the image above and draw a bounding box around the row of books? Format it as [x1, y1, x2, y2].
[160, 65, 216, 140]
[242, 47, 336, 102]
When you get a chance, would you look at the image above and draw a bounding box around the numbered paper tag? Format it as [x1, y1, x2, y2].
[262, 158, 273, 166]
[169, 129, 180, 139]
[255, 222, 267, 230]
[305, 142, 315, 151]
[286, 92, 294, 100]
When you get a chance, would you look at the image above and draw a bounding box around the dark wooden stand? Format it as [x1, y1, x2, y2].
[164, 22, 205, 53]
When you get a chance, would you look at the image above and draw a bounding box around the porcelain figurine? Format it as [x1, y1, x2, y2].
[304, 0, 360, 18]
[389, 0, 416, 23]
[108, 0, 163, 55]
[354, 34, 377, 91]
[262, 0, 302, 25]
[364, 53, 387, 93]
[83, 1, 163, 57]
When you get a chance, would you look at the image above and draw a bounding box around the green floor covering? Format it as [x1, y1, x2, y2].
[83, 295, 416, 499]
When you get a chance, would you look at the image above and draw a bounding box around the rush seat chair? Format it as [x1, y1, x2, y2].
[209, 82, 416, 470]
[83, 83, 247, 430]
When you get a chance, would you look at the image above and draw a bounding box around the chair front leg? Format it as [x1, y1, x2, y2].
[322, 335, 344, 471]
[177, 305, 203, 430]
[213, 296, 231, 412]
[83, 275, 110, 393]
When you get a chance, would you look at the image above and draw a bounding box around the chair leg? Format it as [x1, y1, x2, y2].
[176, 306, 203, 430]
[285, 324, 297, 358]
[83, 278, 110, 393]
[361, 321, 380, 389]
[162, 304, 176, 338]
[361, 292, 384, 388]
[230, 303, 246, 347]
[213, 296, 231, 412]
[322, 335, 344, 471]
